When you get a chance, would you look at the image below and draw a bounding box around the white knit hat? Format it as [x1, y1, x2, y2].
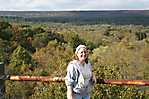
[75, 45, 87, 54]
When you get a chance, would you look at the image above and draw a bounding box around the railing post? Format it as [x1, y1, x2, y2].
[0, 62, 5, 99]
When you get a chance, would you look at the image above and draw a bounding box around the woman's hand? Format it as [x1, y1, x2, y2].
[91, 74, 96, 84]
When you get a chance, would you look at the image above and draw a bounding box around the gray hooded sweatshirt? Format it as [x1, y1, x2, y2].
[65, 60, 93, 95]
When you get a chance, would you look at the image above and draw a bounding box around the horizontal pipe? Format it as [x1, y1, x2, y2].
[9, 76, 65, 82]
[9, 75, 149, 86]
[100, 79, 149, 86]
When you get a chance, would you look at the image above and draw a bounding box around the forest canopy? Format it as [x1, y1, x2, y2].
[0, 18, 149, 98]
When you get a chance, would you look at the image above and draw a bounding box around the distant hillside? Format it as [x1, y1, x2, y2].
[0, 10, 149, 25]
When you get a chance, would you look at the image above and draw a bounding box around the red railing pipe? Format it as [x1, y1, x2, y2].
[9, 76, 149, 86]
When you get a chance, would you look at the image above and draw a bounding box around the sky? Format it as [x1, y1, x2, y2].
[0, 0, 149, 11]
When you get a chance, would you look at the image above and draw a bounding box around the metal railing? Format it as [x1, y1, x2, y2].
[7, 75, 149, 86]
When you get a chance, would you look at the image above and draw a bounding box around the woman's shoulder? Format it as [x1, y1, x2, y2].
[67, 60, 77, 69]
[69, 60, 78, 65]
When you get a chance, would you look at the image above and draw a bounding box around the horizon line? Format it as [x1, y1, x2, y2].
[0, 9, 149, 12]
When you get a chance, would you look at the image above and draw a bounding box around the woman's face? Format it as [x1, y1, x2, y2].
[76, 47, 88, 63]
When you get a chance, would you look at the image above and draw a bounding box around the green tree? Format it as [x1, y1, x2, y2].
[0, 21, 12, 40]
[32, 32, 49, 49]
[70, 34, 86, 52]
[8, 45, 34, 74]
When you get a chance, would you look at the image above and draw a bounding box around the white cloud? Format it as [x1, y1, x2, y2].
[0, 0, 149, 11]
[78, 0, 149, 10]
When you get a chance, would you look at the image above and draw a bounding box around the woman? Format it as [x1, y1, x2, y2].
[65, 45, 96, 99]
